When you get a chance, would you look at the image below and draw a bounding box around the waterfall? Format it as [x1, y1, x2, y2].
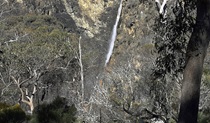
[104, 0, 123, 66]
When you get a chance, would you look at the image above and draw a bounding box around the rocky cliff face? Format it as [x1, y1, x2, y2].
[11, 1, 156, 64]
[0, 0, 183, 122]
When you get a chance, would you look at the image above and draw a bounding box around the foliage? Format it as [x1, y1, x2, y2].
[0, 103, 26, 123]
[198, 109, 210, 123]
[203, 68, 210, 83]
[1, 14, 76, 71]
[153, 0, 196, 80]
[0, 13, 79, 105]
[0, 102, 10, 109]
[150, 0, 197, 121]
[32, 96, 77, 123]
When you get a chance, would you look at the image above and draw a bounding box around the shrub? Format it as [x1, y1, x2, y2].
[0, 103, 26, 123]
[0, 102, 9, 109]
[34, 96, 77, 123]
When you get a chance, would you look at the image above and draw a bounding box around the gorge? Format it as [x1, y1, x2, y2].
[0, 0, 210, 123]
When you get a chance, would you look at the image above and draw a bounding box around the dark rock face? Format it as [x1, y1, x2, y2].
[54, 13, 77, 32]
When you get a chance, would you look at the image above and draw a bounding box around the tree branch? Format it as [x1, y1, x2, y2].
[155, 0, 168, 22]
[11, 76, 37, 114]
[123, 102, 167, 122]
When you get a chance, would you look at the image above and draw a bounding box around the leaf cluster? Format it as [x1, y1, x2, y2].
[153, 1, 196, 79]
[150, 0, 197, 121]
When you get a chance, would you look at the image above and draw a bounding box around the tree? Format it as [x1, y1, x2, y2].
[11, 76, 37, 114]
[178, 0, 210, 123]
[152, 0, 195, 122]
[154, 0, 210, 122]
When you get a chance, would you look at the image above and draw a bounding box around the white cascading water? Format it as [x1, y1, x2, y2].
[104, 0, 123, 66]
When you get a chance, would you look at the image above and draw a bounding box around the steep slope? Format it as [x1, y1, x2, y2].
[3, 0, 210, 122]
[0, 0, 158, 121]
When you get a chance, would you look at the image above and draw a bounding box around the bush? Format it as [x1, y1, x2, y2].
[0, 103, 26, 123]
[0, 102, 9, 109]
[33, 96, 77, 123]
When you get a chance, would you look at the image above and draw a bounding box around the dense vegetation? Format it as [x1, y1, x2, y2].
[0, 103, 26, 123]
[0, 12, 80, 122]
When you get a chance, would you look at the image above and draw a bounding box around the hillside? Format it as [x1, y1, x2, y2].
[0, 0, 210, 123]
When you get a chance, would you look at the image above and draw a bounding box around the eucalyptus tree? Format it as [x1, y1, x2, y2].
[178, 0, 210, 123]
[153, 0, 210, 123]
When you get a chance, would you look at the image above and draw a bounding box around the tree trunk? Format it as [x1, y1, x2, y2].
[178, 0, 210, 123]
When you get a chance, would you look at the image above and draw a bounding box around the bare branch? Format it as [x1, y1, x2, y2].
[1, 82, 12, 96]
[4, 33, 29, 46]
[32, 84, 37, 94]
[78, 36, 84, 101]
[155, 0, 168, 22]
[123, 102, 168, 122]
[0, 72, 6, 85]
[11, 76, 37, 114]
[123, 103, 142, 116]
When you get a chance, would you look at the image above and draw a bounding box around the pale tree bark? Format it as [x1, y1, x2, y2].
[155, 0, 168, 15]
[11, 76, 37, 114]
[77, 36, 84, 101]
[155, 0, 168, 21]
[178, 0, 210, 123]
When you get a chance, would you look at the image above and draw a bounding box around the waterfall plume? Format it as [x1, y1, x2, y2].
[104, 0, 123, 67]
